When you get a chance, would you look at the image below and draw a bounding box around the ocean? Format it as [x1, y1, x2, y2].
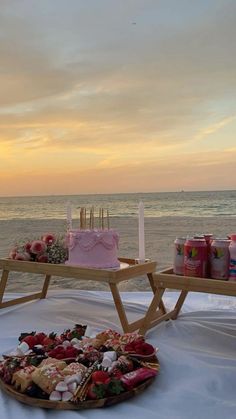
[0, 190, 236, 220]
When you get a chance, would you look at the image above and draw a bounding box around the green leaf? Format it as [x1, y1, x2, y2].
[93, 384, 106, 398]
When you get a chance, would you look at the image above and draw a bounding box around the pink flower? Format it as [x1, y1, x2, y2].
[30, 240, 47, 255]
[24, 242, 32, 254]
[41, 233, 56, 245]
[9, 247, 18, 259]
[15, 253, 31, 261]
[36, 254, 48, 263]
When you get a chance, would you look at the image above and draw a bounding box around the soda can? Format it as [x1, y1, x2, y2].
[203, 234, 213, 244]
[173, 237, 186, 275]
[184, 238, 207, 277]
[204, 234, 213, 277]
[229, 234, 236, 281]
[210, 239, 230, 280]
[193, 234, 213, 277]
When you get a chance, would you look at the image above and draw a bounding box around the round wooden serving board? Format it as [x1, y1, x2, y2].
[0, 375, 156, 410]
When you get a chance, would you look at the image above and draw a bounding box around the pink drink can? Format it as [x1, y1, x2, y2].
[173, 237, 186, 275]
[210, 239, 230, 280]
[194, 234, 213, 277]
[184, 239, 207, 277]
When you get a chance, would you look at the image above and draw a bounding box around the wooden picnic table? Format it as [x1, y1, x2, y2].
[151, 268, 236, 324]
[0, 258, 166, 335]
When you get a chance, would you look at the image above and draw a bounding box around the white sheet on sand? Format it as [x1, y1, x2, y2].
[0, 290, 236, 419]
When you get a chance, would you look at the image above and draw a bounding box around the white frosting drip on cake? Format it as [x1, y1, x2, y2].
[65, 229, 119, 268]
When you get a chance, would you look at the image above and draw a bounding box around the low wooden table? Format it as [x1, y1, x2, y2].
[152, 268, 236, 323]
[0, 258, 166, 335]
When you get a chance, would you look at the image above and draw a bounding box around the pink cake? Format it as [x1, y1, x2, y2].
[65, 229, 120, 268]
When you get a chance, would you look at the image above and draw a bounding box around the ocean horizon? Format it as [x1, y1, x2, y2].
[0, 190, 235, 220]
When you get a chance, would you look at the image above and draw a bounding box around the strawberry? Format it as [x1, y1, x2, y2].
[22, 335, 38, 349]
[18, 331, 36, 342]
[55, 353, 66, 360]
[111, 369, 123, 379]
[124, 343, 135, 352]
[106, 378, 124, 395]
[64, 348, 77, 358]
[42, 337, 55, 349]
[134, 342, 154, 355]
[48, 345, 66, 358]
[91, 371, 110, 384]
[34, 332, 47, 345]
[87, 383, 106, 400]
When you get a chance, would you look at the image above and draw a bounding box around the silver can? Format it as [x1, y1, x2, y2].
[173, 237, 186, 275]
[210, 239, 230, 280]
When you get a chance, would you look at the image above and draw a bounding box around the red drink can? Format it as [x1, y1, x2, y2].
[184, 239, 207, 277]
[204, 234, 213, 278]
[194, 234, 213, 278]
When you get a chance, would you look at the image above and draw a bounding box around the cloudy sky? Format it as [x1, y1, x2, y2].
[0, 0, 236, 196]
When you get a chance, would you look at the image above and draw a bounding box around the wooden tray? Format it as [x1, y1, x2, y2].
[0, 373, 157, 410]
[155, 268, 236, 297]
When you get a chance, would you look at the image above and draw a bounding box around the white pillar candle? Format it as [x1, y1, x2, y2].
[66, 202, 72, 230]
[138, 201, 145, 262]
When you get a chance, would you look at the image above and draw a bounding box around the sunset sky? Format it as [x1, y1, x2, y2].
[0, 0, 236, 196]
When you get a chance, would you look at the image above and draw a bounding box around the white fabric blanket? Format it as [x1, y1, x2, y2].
[0, 290, 236, 419]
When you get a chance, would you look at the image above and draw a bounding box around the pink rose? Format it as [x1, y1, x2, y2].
[9, 247, 18, 259]
[15, 253, 31, 261]
[24, 242, 32, 254]
[30, 240, 47, 255]
[41, 233, 56, 245]
[36, 254, 48, 263]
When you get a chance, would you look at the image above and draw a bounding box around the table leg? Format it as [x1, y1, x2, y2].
[40, 275, 51, 299]
[171, 290, 188, 319]
[147, 272, 167, 314]
[0, 267, 48, 309]
[109, 283, 129, 333]
[138, 287, 165, 335]
[0, 270, 9, 307]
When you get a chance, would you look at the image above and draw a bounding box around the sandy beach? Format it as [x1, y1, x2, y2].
[1, 216, 236, 293]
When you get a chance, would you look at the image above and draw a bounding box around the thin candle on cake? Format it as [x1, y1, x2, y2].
[138, 201, 145, 263]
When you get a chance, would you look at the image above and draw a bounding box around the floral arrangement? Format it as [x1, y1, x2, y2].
[9, 233, 68, 264]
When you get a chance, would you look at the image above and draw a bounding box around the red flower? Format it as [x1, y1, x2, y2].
[41, 234, 56, 245]
[36, 254, 48, 263]
[30, 240, 47, 255]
